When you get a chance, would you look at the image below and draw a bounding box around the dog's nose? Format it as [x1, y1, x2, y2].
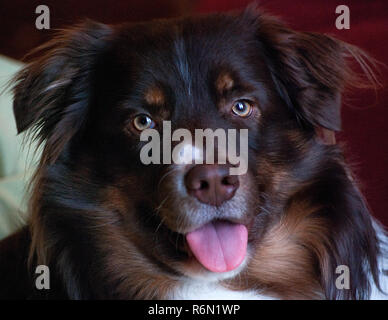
[185, 165, 239, 206]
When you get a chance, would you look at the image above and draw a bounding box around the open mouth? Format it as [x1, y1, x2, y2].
[185, 220, 248, 273]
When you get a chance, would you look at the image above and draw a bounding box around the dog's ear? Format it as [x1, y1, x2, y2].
[256, 14, 376, 132]
[12, 20, 112, 164]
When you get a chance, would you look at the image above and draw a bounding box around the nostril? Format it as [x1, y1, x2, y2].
[221, 175, 239, 187]
[221, 176, 232, 186]
[199, 180, 209, 190]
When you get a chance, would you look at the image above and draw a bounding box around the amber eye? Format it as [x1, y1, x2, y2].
[231, 100, 253, 117]
[133, 114, 155, 131]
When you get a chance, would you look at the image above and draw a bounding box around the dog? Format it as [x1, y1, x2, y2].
[0, 7, 387, 300]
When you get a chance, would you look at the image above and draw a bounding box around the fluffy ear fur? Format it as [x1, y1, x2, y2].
[255, 13, 377, 132]
[12, 21, 112, 164]
[318, 175, 381, 300]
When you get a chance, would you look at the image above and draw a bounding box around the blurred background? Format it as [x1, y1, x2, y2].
[0, 0, 387, 229]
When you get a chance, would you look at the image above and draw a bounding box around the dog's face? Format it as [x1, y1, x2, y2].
[13, 9, 363, 291]
[87, 15, 315, 279]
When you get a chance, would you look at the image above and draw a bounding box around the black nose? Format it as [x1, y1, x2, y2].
[185, 165, 239, 206]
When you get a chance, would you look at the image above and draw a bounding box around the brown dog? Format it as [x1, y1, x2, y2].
[0, 7, 387, 299]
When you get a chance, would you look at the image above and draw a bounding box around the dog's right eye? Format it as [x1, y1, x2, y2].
[133, 114, 155, 131]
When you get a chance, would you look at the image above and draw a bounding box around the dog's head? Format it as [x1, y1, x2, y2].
[13, 8, 380, 299]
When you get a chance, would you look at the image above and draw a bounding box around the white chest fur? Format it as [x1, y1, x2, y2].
[169, 280, 273, 300]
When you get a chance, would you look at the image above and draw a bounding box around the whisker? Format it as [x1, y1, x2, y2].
[157, 167, 182, 191]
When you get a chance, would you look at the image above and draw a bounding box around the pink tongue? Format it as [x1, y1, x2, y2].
[186, 220, 248, 273]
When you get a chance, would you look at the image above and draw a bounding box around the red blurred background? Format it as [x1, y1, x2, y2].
[0, 0, 387, 226]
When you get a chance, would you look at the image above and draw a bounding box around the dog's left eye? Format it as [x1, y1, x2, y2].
[133, 114, 155, 131]
[231, 100, 253, 117]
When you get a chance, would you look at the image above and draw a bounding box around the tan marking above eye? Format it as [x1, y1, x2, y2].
[145, 86, 165, 106]
[216, 72, 234, 93]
